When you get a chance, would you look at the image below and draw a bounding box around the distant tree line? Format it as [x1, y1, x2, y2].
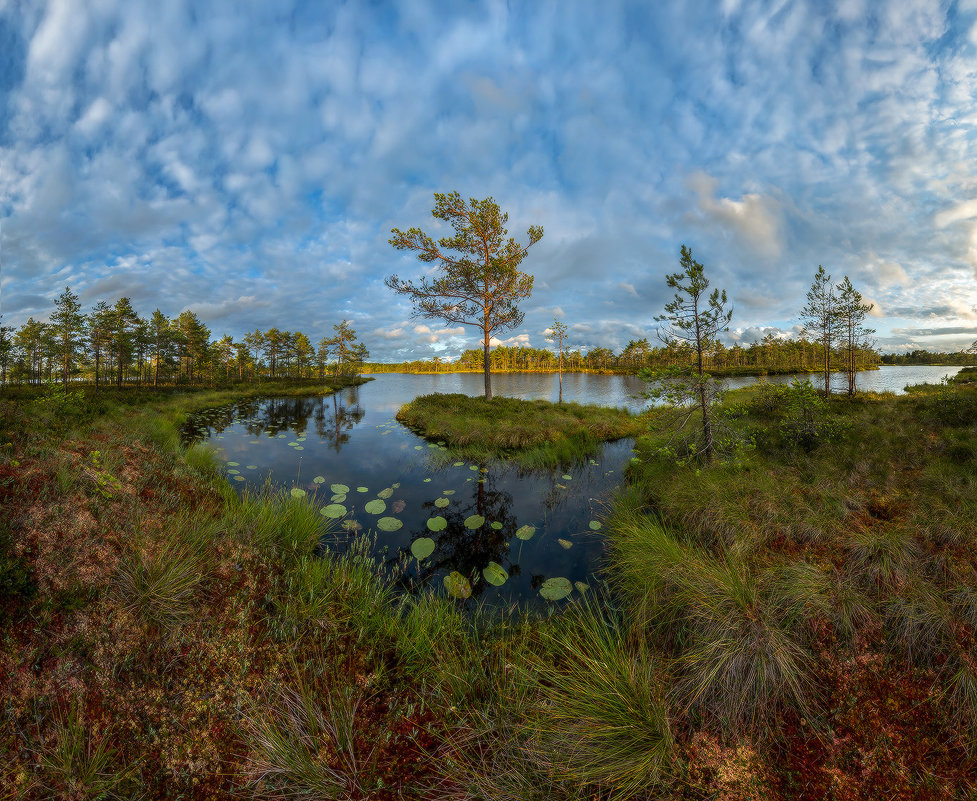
[0, 287, 368, 389]
[359, 335, 879, 376]
[881, 347, 977, 366]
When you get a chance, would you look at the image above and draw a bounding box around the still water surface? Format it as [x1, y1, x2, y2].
[184, 366, 958, 606]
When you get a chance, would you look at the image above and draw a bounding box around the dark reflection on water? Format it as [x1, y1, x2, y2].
[181, 381, 630, 607]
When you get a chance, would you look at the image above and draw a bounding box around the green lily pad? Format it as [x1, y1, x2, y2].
[246, 465, 257, 469]
[331, 484, 349, 494]
[589, 520, 602, 531]
[515, 525, 536, 541]
[557, 538, 573, 549]
[393, 483, 401, 488]
[442, 490, 456, 496]
[227, 469, 239, 475]
[434, 497, 450, 508]
[313, 476, 326, 484]
[540, 577, 573, 601]
[423, 478, 432, 482]
[288, 442, 298, 447]
[490, 521, 503, 530]
[444, 571, 472, 599]
[377, 487, 394, 499]
[290, 488, 306, 498]
[227, 461, 239, 466]
[414, 445, 424, 450]
[574, 581, 590, 594]
[364, 499, 386, 515]
[561, 474, 572, 480]
[322, 504, 347, 519]
[469, 465, 478, 471]
[341, 519, 362, 531]
[377, 516, 402, 532]
[411, 538, 436, 560]
[427, 516, 447, 532]
[482, 561, 508, 586]
[233, 475, 246, 482]
[294, 446, 304, 450]
[357, 487, 368, 493]
[330, 493, 347, 503]
[428, 443, 439, 448]
[464, 515, 485, 530]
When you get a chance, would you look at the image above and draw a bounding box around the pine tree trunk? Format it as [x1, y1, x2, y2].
[483, 328, 492, 400]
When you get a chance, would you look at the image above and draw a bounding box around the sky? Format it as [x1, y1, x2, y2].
[3, 0, 977, 360]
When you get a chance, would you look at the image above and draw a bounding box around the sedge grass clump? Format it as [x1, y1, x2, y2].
[233, 491, 328, 561]
[608, 511, 818, 733]
[532, 597, 675, 797]
[113, 515, 217, 627]
[244, 672, 379, 799]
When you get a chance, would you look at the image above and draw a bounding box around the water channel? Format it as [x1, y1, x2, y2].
[182, 365, 961, 606]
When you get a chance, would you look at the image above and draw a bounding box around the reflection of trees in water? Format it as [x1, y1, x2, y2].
[402, 467, 521, 599]
[179, 390, 364, 451]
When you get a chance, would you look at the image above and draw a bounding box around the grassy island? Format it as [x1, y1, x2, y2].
[395, 392, 647, 466]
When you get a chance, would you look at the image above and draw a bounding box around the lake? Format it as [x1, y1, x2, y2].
[182, 366, 959, 606]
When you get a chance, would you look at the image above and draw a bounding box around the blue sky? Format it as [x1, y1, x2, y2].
[3, 0, 977, 359]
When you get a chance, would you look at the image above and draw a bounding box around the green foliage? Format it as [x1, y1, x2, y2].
[747, 379, 848, 451]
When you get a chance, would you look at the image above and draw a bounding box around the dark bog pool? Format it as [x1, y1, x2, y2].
[181, 379, 636, 607]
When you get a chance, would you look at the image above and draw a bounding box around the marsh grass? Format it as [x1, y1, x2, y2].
[39, 699, 132, 800]
[396, 393, 645, 466]
[243, 667, 380, 799]
[113, 512, 218, 627]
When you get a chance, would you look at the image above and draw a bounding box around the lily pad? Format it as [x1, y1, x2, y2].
[469, 465, 478, 471]
[557, 538, 573, 549]
[294, 446, 304, 451]
[341, 519, 362, 531]
[540, 577, 573, 601]
[246, 465, 257, 469]
[434, 497, 450, 508]
[322, 504, 347, 519]
[443, 571, 472, 599]
[377, 517, 403, 532]
[589, 520, 602, 531]
[482, 561, 509, 586]
[561, 474, 573, 480]
[453, 461, 464, 467]
[423, 477, 432, 482]
[414, 445, 424, 450]
[227, 461, 239, 467]
[574, 581, 590, 594]
[331, 484, 349, 494]
[393, 483, 401, 489]
[464, 515, 485, 530]
[313, 476, 326, 484]
[490, 521, 503, 530]
[442, 490, 456, 496]
[233, 475, 246, 482]
[377, 487, 394, 499]
[426, 516, 447, 532]
[330, 493, 347, 503]
[227, 469, 239, 475]
[357, 487, 368, 493]
[411, 538, 436, 560]
[364, 499, 386, 515]
[288, 442, 298, 447]
[515, 525, 536, 541]
[290, 488, 306, 498]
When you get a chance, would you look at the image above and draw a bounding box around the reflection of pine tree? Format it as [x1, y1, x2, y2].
[407, 467, 520, 598]
[315, 388, 364, 452]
